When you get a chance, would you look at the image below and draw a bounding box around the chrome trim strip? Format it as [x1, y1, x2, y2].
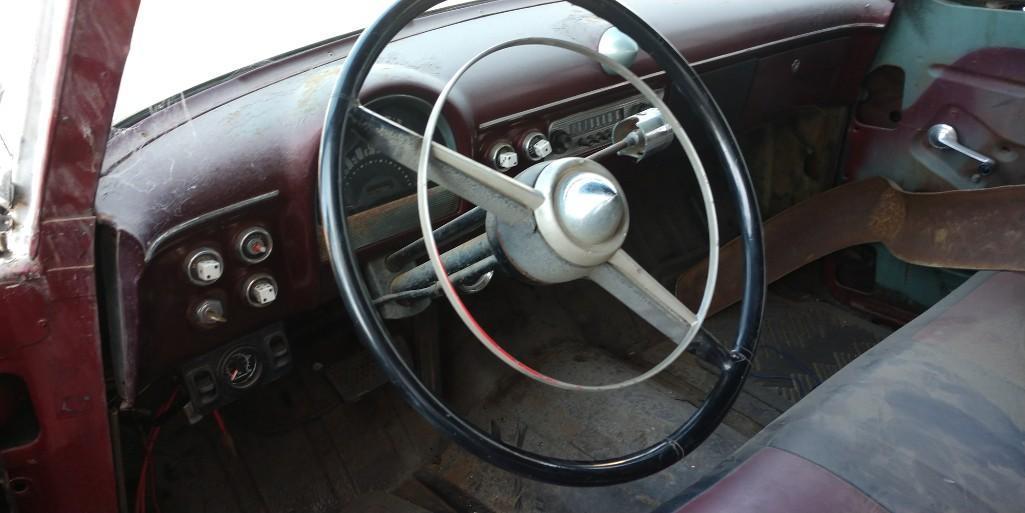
[479, 71, 664, 129]
[546, 90, 661, 158]
[699, 22, 885, 66]
[477, 22, 886, 130]
[145, 190, 280, 262]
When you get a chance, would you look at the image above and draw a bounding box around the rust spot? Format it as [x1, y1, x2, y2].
[297, 65, 338, 114]
[869, 187, 906, 242]
[678, 177, 1025, 316]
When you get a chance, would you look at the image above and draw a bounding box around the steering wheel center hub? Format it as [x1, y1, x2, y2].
[555, 172, 626, 246]
[528, 157, 630, 268]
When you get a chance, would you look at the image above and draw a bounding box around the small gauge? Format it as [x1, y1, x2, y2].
[238, 227, 273, 263]
[243, 274, 278, 307]
[185, 248, 223, 286]
[219, 347, 263, 390]
[342, 153, 414, 213]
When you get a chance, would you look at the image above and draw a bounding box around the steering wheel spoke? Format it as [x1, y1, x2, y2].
[352, 106, 543, 225]
[589, 249, 697, 344]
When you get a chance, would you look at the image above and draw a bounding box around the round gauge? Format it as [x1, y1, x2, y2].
[342, 152, 415, 213]
[341, 95, 457, 215]
[219, 347, 263, 390]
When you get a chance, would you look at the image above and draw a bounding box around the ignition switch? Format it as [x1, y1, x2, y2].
[192, 299, 227, 328]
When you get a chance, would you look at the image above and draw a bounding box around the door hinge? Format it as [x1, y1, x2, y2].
[0, 211, 11, 256]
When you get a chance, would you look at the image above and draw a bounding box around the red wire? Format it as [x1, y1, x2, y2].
[149, 447, 162, 513]
[211, 409, 227, 435]
[135, 426, 160, 513]
[135, 388, 179, 513]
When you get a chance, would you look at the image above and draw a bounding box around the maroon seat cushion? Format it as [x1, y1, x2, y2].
[676, 447, 886, 513]
[659, 272, 1025, 513]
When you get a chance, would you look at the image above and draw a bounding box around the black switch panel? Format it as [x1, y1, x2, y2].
[180, 323, 291, 421]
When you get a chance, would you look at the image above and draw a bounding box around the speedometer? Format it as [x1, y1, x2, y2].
[342, 95, 457, 215]
[342, 146, 415, 213]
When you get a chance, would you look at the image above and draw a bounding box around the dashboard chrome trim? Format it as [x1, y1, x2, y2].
[546, 90, 660, 158]
[145, 190, 280, 262]
[477, 22, 886, 130]
[479, 70, 665, 130]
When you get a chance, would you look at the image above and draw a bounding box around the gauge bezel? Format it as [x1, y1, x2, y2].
[364, 94, 458, 149]
[237, 227, 273, 264]
[218, 346, 263, 390]
[488, 142, 517, 169]
[521, 131, 550, 161]
[242, 273, 278, 308]
[184, 247, 224, 286]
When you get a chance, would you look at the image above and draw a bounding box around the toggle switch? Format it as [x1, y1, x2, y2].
[193, 299, 227, 328]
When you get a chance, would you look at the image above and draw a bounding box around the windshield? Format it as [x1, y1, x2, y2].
[114, 0, 478, 124]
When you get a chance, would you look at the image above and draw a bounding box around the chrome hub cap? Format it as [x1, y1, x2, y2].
[491, 157, 631, 284]
[532, 157, 630, 268]
[554, 172, 626, 247]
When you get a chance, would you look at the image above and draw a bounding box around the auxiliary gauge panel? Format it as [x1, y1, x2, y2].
[180, 323, 292, 422]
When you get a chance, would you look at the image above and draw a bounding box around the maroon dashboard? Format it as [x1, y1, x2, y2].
[97, 0, 892, 404]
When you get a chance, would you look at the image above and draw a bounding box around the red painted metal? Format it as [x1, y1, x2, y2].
[0, 0, 140, 511]
[823, 256, 919, 327]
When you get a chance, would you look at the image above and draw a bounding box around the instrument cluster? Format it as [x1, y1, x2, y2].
[341, 95, 463, 251]
[343, 95, 458, 215]
[182, 225, 278, 328]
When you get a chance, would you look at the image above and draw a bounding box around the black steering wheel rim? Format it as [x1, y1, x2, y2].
[319, 0, 765, 486]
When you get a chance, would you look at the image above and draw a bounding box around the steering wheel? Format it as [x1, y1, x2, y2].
[320, 0, 765, 486]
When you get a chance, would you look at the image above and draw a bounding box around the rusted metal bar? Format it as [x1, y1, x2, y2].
[385, 206, 485, 272]
[388, 233, 492, 293]
[676, 177, 1025, 314]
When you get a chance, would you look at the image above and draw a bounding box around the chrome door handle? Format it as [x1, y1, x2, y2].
[927, 124, 996, 174]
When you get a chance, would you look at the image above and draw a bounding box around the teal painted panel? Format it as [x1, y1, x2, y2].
[873, 244, 973, 309]
[873, 0, 1025, 107]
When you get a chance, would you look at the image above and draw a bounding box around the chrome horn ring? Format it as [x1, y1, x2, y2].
[415, 37, 720, 391]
